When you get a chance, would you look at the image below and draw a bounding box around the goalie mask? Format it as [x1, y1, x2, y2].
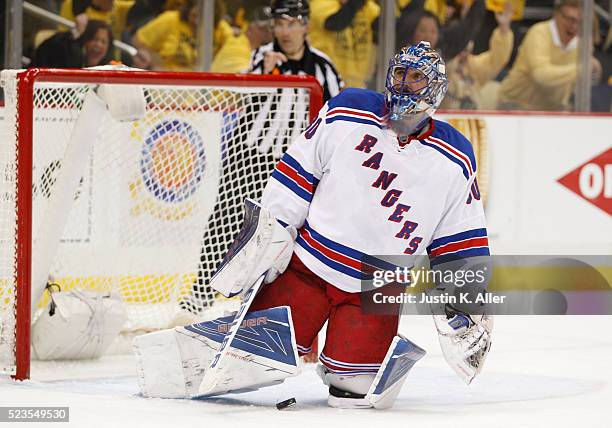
[385, 41, 448, 136]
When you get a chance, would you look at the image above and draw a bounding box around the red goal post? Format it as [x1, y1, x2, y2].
[0, 68, 323, 380]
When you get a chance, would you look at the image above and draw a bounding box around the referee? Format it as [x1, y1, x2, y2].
[250, 0, 344, 102]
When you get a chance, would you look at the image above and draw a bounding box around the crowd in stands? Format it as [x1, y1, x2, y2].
[17, 0, 612, 111]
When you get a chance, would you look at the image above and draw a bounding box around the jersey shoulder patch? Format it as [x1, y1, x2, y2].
[326, 88, 387, 129]
[420, 120, 477, 180]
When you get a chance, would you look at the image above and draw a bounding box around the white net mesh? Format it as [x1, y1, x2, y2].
[0, 69, 317, 377]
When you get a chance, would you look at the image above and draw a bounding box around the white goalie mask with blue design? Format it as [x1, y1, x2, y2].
[385, 41, 448, 136]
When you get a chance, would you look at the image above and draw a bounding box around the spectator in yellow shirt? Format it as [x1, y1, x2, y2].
[397, 0, 486, 62]
[440, 1, 514, 109]
[122, 0, 166, 38]
[309, 0, 380, 88]
[132, 0, 231, 71]
[60, 0, 133, 38]
[498, 0, 602, 111]
[473, 0, 524, 54]
[210, 3, 272, 73]
[396, 0, 450, 26]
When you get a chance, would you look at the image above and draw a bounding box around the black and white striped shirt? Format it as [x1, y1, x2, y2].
[249, 40, 344, 102]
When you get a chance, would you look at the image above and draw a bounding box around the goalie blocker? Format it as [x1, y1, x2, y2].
[209, 198, 296, 298]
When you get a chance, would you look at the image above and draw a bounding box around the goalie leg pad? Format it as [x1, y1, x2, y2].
[317, 335, 426, 409]
[133, 306, 299, 398]
[133, 324, 216, 398]
[210, 199, 295, 298]
[365, 335, 427, 409]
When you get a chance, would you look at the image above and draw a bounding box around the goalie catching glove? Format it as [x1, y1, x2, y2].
[209, 198, 296, 297]
[433, 305, 493, 384]
[427, 255, 493, 384]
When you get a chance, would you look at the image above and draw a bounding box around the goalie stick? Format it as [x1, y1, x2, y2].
[197, 274, 265, 395]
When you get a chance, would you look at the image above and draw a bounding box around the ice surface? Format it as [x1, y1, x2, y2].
[1, 316, 610, 427]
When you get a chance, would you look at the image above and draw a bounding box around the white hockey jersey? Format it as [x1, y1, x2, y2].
[261, 88, 489, 293]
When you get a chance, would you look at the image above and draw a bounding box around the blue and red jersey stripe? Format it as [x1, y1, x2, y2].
[326, 107, 387, 129]
[421, 135, 476, 180]
[296, 222, 398, 280]
[427, 228, 489, 266]
[271, 153, 319, 202]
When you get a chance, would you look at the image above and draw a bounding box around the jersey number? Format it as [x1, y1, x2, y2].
[466, 179, 481, 204]
[305, 118, 322, 140]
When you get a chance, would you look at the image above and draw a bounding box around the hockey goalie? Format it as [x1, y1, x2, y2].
[133, 42, 493, 409]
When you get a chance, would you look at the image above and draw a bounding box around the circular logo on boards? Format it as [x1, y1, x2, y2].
[140, 119, 206, 204]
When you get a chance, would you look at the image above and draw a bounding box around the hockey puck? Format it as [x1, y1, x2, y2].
[276, 397, 297, 410]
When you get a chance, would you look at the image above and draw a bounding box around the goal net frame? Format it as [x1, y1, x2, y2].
[1, 68, 323, 380]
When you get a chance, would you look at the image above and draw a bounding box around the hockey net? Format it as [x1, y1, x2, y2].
[0, 68, 323, 379]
